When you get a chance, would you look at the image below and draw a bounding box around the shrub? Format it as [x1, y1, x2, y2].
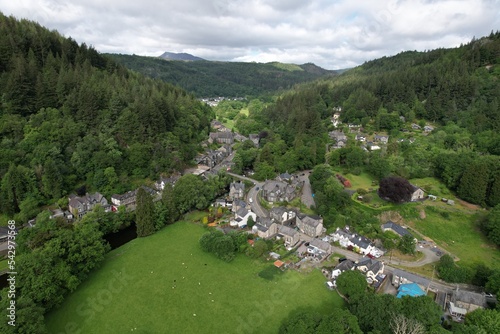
[357, 188, 368, 196]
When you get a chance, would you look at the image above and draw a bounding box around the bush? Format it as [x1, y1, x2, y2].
[436, 254, 474, 283]
[351, 167, 362, 175]
[361, 194, 372, 203]
[357, 188, 368, 196]
[439, 211, 450, 219]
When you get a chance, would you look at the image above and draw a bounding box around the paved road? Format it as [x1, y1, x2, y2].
[328, 244, 479, 294]
[297, 171, 315, 209]
[380, 246, 442, 268]
[226, 172, 269, 218]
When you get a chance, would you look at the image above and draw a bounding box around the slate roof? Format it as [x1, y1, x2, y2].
[255, 224, 268, 232]
[309, 238, 330, 252]
[236, 208, 249, 218]
[233, 199, 247, 208]
[452, 289, 487, 308]
[230, 181, 245, 190]
[297, 213, 322, 227]
[350, 235, 371, 249]
[335, 259, 356, 272]
[257, 217, 274, 228]
[382, 221, 412, 237]
[279, 172, 292, 180]
[357, 257, 383, 273]
[278, 225, 298, 237]
[332, 228, 354, 239]
[392, 268, 430, 287]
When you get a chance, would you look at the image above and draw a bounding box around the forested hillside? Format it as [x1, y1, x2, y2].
[0, 13, 213, 220]
[107, 54, 337, 97]
[233, 32, 500, 210]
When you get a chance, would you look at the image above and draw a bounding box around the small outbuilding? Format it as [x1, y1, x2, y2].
[274, 260, 285, 269]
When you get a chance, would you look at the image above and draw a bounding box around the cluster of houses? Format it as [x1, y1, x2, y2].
[328, 129, 389, 152]
[329, 109, 437, 153]
[391, 268, 493, 320]
[330, 256, 386, 287]
[411, 123, 434, 132]
[199, 96, 245, 107]
[259, 172, 303, 204]
[330, 226, 384, 258]
[247, 206, 324, 247]
[208, 120, 258, 146]
[195, 144, 232, 169]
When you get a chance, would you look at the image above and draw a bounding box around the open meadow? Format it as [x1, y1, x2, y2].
[46, 221, 343, 334]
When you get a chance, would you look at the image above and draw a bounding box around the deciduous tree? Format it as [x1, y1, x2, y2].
[378, 176, 414, 203]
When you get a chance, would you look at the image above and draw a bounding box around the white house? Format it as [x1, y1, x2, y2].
[230, 208, 256, 228]
[410, 186, 425, 201]
[332, 259, 356, 279]
[349, 235, 375, 255]
[356, 257, 385, 284]
[331, 227, 355, 248]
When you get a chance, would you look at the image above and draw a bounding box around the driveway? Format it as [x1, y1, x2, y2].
[381, 247, 442, 268]
[297, 171, 315, 209]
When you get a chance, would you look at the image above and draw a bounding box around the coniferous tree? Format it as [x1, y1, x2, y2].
[458, 160, 489, 205]
[136, 187, 156, 237]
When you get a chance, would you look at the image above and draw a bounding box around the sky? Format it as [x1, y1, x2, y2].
[1, 0, 499, 70]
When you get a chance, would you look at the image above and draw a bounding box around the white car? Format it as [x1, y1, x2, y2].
[249, 198, 253, 203]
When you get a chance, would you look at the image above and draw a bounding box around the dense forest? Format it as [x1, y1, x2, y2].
[107, 53, 337, 97]
[0, 13, 214, 220]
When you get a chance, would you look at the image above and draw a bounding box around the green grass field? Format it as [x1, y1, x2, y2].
[341, 171, 376, 190]
[410, 205, 499, 267]
[46, 222, 343, 334]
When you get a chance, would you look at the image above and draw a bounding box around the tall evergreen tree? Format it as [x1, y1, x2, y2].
[458, 160, 489, 205]
[136, 187, 156, 237]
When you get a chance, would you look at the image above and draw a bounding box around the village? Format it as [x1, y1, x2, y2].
[3, 115, 492, 325]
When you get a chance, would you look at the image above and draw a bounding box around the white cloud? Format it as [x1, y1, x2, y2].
[1, 0, 498, 69]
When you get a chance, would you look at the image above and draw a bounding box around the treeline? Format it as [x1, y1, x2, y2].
[0, 209, 132, 333]
[0, 170, 231, 333]
[108, 54, 337, 97]
[331, 31, 500, 133]
[0, 13, 214, 221]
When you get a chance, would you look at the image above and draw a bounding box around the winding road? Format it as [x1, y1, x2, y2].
[226, 172, 268, 218]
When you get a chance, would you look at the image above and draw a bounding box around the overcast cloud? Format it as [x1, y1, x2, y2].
[1, 0, 499, 69]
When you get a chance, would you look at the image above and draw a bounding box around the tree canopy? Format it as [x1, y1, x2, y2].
[378, 176, 415, 203]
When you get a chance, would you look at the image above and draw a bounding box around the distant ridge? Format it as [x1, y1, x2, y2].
[159, 52, 205, 61]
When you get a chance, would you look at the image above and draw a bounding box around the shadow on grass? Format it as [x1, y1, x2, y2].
[258, 265, 284, 280]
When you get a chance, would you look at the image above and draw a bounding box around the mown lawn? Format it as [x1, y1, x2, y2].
[46, 222, 343, 334]
[335, 170, 376, 191]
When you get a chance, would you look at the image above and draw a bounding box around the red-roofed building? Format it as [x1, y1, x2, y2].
[274, 260, 285, 268]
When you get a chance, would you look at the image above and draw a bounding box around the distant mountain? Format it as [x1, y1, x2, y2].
[107, 54, 338, 97]
[159, 52, 205, 61]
